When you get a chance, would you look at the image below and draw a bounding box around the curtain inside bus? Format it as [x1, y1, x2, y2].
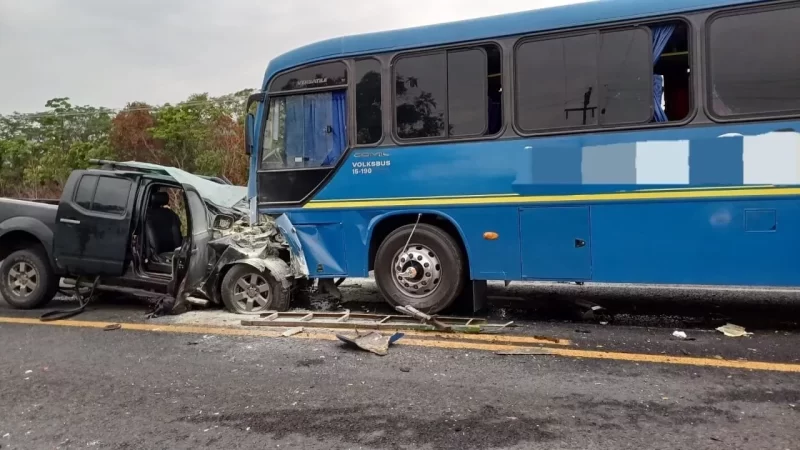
[281, 90, 347, 168]
[324, 91, 347, 166]
[652, 25, 675, 123]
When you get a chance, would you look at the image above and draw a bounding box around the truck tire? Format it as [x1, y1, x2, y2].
[374, 223, 466, 314]
[0, 248, 58, 309]
[220, 264, 289, 314]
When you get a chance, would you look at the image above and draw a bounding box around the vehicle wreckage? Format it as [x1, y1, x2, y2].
[0, 160, 310, 318]
[176, 217, 303, 315]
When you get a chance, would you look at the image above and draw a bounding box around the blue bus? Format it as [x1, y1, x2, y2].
[243, 0, 800, 313]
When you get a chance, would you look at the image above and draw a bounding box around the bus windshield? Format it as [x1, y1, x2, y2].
[261, 91, 347, 170]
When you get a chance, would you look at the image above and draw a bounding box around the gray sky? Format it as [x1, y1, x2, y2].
[0, 0, 583, 114]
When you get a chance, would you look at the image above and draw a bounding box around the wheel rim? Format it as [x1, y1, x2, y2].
[8, 262, 39, 298]
[391, 244, 442, 299]
[232, 273, 271, 312]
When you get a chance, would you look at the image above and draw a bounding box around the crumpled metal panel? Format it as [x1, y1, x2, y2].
[275, 214, 310, 278]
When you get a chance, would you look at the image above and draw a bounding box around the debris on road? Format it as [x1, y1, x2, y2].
[281, 327, 304, 337]
[672, 330, 697, 341]
[241, 309, 513, 333]
[395, 305, 455, 331]
[495, 347, 555, 356]
[716, 323, 753, 337]
[571, 298, 607, 321]
[103, 323, 122, 331]
[336, 331, 404, 356]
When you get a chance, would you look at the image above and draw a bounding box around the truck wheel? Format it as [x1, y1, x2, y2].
[0, 248, 57, 309]
[374, 223, 466, 314]
[220, 264, 289, 314]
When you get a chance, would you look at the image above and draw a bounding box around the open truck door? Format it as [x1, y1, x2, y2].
[54, 171, 136, 276]
[170, 185, 211, 306]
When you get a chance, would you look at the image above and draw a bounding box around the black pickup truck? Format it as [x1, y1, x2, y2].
[0, 160, 295, 315]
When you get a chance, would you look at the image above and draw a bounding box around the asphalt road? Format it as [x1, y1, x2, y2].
[1, 280, 800, 449]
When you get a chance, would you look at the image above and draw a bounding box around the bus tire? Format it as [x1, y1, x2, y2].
[0, 248, 58, 310]
[374, 223, 466, 314]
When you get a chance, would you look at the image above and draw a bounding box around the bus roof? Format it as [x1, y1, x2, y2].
[263, 0, 764, 88]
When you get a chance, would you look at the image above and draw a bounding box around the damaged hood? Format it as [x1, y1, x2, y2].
[209, 221, 286, 258]
[121, 161, 248, 210]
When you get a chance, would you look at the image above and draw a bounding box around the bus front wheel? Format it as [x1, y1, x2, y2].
[374, 223, 466, 314]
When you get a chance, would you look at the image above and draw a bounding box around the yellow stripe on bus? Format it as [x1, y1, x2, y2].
[304, 187, 800, 210]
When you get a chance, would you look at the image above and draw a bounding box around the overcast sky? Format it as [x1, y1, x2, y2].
[0, 0, 584, 114]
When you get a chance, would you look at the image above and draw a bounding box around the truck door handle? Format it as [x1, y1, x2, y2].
[60, 218, 81, 225]
[574, 239, 586, 248]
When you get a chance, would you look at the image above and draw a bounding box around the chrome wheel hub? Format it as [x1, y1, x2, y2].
[8, 262, 38, 297]
[391, 244, 442, 299]
[233, 274, 270, 312]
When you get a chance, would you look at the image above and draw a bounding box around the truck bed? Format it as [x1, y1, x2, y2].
[0, 197, 58, 232]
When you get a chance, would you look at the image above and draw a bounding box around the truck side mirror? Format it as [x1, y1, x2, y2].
[245, 113, 255, 156]
[212, 214, 235, 231]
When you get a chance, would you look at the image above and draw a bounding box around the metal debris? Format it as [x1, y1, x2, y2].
[395, 304, 515, 333]
[716, 323, 753, 337]
[395, 305, 453, 331]
[336, 331, 404, 356]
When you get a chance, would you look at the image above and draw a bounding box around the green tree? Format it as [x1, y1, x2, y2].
[0, 91, 252, 199]
[0, 98, 113, 197]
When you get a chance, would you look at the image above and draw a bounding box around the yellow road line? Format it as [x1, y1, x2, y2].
[395, 329, 570, 346]
[0, 317, 313, 339]
[3, 316, 799, 373]
[0, 316, 569, 346]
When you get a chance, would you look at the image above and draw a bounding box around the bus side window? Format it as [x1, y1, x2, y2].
[650, 21, 691, 123]
[515, 21, 692, 132]
[393, 43, 503, 141]
[355, 59, 383, 145]
[707, 4, 800, 119]
[485, 44, 503, 135]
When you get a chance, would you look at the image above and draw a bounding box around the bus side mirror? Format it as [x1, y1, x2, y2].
[245, 113, 255, 156]
[244, 92, 266, 156]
